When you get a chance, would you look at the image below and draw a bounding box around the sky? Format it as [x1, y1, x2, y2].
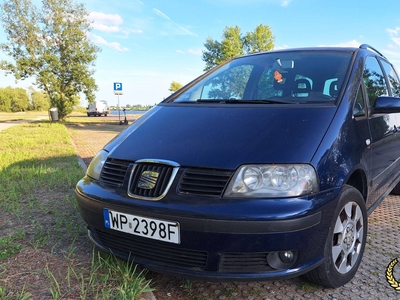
[1, 0, 400, 107]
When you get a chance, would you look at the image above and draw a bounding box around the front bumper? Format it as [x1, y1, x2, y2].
[75, 178, 340, 281]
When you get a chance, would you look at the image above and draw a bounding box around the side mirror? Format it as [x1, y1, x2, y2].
[373, 96, 400, 114]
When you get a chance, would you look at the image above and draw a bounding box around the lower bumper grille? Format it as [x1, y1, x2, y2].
[93, 229, 208, 270]
[91, 229, 292, 274]
[219, 252, 273, 273]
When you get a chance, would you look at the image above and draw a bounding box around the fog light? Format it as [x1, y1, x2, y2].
[267, 250, 298, 270]
[279, 251, 295, 263]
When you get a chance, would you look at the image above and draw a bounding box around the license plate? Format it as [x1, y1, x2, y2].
[103, 209, 180, 244]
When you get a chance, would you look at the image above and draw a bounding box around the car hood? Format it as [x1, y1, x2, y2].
[106, 104, 336, 170]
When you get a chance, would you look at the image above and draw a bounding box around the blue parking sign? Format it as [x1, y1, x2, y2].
[114, 82, 123, 95]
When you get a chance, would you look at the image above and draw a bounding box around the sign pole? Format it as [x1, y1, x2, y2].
[118, 94, 121, 124]
[113, 82, 123, 125]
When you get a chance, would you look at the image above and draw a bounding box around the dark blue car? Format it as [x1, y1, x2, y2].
[76, 44, 400, 287]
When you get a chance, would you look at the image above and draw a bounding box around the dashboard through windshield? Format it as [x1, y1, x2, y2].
[171, 50, 353, 104]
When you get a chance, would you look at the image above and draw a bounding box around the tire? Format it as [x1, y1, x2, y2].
[304, 185, 367, 287]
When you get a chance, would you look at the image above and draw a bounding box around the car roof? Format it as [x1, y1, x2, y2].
[242, 44, 385, 60]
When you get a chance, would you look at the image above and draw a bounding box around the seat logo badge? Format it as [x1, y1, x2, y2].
[137, 171, 159, 190]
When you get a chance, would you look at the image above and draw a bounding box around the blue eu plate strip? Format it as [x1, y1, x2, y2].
[103, 209, 110, 228]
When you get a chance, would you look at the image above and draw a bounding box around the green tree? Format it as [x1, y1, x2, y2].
[202, 24, 275, 71]
[243, 24, 275, 54]
[11, 87, 29, 112]
[28, 86, 49, 111]
[0, 87, 13, 112]
[0, 86, 30, 112]
[0, 0, 100, 120]
[169, 81, 183, 93]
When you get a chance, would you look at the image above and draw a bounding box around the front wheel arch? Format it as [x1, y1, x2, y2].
[303, 185, 367, 287]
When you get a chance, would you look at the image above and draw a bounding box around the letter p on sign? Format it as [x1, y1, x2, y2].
[114, 82, 123, 95]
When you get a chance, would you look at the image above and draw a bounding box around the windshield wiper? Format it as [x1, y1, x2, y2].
[196, 99, 297, 104]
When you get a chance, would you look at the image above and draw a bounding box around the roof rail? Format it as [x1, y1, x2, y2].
[359, 44, 386, 58]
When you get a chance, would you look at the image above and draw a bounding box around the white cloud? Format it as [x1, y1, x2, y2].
[92, 24, 120, 33]
[274, 44, 290, 50]
[213, 0, 292, 6]
[128, 29, 144, 34]
[153, 8, 197, 37]
[176, 49, 203, 56]
[384, 49, 400, 58]
[387, 27, 400, 48]
[153, 8, 170, 21]
[187, 48, 202, 56]
[88, 33, 129, 52]
[318, 40, 361, 47]
[393, 38, 400, 47]
[387, 27, 400, 36]
[120, 28, 144, 38]
[89, 33, 107, 44]
[89, 12, 123, 33]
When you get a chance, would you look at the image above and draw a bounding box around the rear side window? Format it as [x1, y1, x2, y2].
[379, 60, 400, 97]
[363, 57, 388, 106]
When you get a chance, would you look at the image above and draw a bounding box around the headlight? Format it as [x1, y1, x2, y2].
[86, 149, 109, 180]
[224, 164, 318, 198]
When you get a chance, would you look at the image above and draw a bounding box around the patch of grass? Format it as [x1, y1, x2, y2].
[0, 122, 82, 214]
[0, 235, 23, 260]
[0, 111, 48, 122]
[218, 287, 239, 299]
[65, 117, 119, 124]
[296, 281, 321, 293]
[0, 120, 153, 299]
[44, 251, 153, 300]
[0, 285, 31, 300]
[0, 229, 25, 252]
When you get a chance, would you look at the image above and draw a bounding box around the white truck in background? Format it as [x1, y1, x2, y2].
[87, 100, 109, 117]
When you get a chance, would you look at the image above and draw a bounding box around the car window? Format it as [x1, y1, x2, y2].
[354, 84, 366, 117]
[379, 59, 400, 97]
[172, 51, 353, 104]
[200, 65, 253, 100]
[363, 56, 389, 106]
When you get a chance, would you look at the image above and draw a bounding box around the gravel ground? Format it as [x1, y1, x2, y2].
[67, 117, 400, 300]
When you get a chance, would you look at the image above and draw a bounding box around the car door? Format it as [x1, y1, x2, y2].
[363, 56, 400, 205]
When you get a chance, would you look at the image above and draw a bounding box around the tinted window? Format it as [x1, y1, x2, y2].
[172, 51, 353, 104]
[363, 57, 388, 106]
[200, 65, 253, 100]
[354, 85, 366, 117]
[379, 60, 400, 97]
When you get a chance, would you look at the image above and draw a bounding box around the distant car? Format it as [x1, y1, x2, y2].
[87, 100, 109, 116]
[76, 45, 400, 287]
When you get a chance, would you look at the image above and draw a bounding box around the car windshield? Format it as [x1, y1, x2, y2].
[172, 50, 353, 104]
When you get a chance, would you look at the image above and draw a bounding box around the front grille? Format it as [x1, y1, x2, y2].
[219, 252, 273, 273]
[94, 229, 208, 270]
[178, 168, 233, 197]
[129, 162, 177, 199]
[100, 159, 130, 185]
